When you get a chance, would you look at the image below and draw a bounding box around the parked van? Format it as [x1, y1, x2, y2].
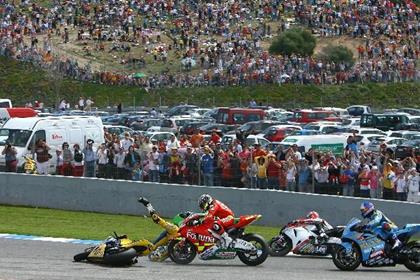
[360, 113, 410, 131]
[280, 135, 348, 155]
[0, 99, 12, 108]
[291, 110, 339, 124]
[0, 116, 104, 172]
[313, 107, 349, 117]
[216, 108, 265, 125]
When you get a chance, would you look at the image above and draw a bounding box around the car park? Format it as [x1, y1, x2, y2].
[216, 108, 265, 125]
[394, 139, 420, 159]
[104, 125, 134, 136]
[346, 105, 372, 116]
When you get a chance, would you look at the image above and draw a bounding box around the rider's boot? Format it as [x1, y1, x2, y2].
[208, 229, 233, 248]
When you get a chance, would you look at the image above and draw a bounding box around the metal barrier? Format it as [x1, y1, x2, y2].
[0, 172, 419, 227]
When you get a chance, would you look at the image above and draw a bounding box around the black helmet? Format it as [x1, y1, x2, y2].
[198, 194, 213, 211]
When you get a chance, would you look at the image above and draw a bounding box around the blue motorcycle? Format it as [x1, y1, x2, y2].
[330, 218, 420, 272]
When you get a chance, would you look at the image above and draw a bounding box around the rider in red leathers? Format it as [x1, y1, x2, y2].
[197, 194, 248, 259]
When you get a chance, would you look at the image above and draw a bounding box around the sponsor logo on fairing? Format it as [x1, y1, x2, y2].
[186, 231, 215, 243]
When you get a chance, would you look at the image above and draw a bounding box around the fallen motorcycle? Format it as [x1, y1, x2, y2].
[269, 220, 344, 257]
[73, 198, 184, 265]
[168, 213, 269, 266]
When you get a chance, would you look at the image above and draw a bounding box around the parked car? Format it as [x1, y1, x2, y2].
[216, 108, 265, 125]
[394, 139, 420, 159]
[346, 105, 372, 116]
[104, 125, 134, 136]
[198, 123, 238, 135]
[221, 134, 270, 149]
[290, 110, 340, 124]
[260, 125, 301, 142]
[130, 118, 161, 131]
[234, 120, 283, 135]
[366, 137, 406, 153]
[145, 132, 176, 144]
[166, 105, 198, 117]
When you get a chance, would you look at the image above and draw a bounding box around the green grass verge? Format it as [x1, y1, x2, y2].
[0, 205, 278, 241]
[1, 56, 419, 109]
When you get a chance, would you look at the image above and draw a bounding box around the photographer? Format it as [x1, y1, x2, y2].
[1, 142, 17, 172]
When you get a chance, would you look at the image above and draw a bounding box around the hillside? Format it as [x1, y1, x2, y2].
[1, 56, 419, 109]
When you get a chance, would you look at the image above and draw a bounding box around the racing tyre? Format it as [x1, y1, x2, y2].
[73, 252, 90, 262]
[102, 248, 137, 266]
[404, 242, 420, 272]
[268, 235, 292, 257]
[168, 239, 196, 265]
[237, 234, 269, 266]
[332, 243, 361, 271]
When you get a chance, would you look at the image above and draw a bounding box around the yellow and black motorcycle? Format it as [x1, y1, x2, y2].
[73, 197, 188, 266]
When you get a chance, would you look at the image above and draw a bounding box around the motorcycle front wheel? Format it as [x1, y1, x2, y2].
[404, 242, 420, 272]
[268, 235, 292, 257]
[168, 239, 197, 265]
[332, 243, 361, 271]
[237, 234, 269, 266]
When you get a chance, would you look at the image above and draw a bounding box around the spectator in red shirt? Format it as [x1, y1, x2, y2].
[267, 154, 282, 190]
[210, 130, 221, 144]
[252, 143, 268, 158]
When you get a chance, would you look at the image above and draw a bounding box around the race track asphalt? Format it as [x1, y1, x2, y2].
[0, 238, 418, 280]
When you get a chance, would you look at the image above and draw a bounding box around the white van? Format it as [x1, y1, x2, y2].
[0, 116, 104, 172]
[280, 135, 349, 155]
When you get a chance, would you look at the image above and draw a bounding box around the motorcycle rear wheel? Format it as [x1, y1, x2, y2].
[404, 242, 420, 272]
[268, 235, 292, 257]
[237, 234, 269, 266]
[168, 239, 196, 265]
[332, 243, 361, 271]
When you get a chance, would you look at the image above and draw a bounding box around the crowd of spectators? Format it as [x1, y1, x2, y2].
[3, 128, 419, 202]
[0, 0, 418, 89]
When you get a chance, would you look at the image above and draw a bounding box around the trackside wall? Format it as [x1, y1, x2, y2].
[0, 173, 419, 226]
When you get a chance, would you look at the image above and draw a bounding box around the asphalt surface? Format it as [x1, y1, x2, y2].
[0, 239, 418, 280]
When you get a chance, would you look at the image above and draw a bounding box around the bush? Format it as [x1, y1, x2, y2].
[269, 28, 316, 56]
[319, 45, 355, 66]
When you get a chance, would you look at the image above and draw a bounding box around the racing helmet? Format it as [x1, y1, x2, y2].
[198, 194, 213, 211]
[306, 211, 319, 219]
[360, 201, 375, 218]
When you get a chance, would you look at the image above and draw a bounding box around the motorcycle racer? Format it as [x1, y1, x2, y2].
[359, 201, 402, 250]
[197, 194, 249, 259]
[290, 211, 333, 242]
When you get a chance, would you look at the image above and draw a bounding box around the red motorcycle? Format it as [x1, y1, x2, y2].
[167, 213, 269, 266]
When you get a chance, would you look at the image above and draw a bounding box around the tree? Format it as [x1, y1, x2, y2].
[319, 45, 355, 67]
[269, 28, 316, 56]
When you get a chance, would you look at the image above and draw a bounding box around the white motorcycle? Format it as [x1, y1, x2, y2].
[269, 221, 344, 257]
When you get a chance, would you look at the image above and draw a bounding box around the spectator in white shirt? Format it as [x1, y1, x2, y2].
[406, 168, 419, 203]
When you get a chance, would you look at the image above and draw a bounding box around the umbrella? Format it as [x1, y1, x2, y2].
[133, 72, 147, 78]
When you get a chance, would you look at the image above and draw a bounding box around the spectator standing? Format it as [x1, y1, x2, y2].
[297, 159, 311, 193]
[358, 165, 371, 198]
[286, 159, 297, 191]
[121, 132, 134, 151]
[247, 159, 258, 189]
[62, 142, 73, 176]
[73, 144, 84, 176]
[255, 156, 268, 189]
[158, 147, 170, 183]
[148, 146, 160, 182]
[267, 154, 281, 190]
[34, 139, 50, 175]
[85, 97, 94, 111]
[406, 168, 420, 203]
[184, 145, 199, 185]
[56, 149, 63, 175]
[96, 144, 108, 178]
[342, 163, 356, 196]
[78, 97, 85, 111]
[369, 166, 382, 199]
[201, 146, 215, 186]
[124, 146, 141, 180]
[394, 172, 408, 201]
[382, 162, 396, 200]
[83, 139, 96, 177]
[2, 142, 17, 172]
[114, 148, 127, 179]
[168, 148, 182, 183]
